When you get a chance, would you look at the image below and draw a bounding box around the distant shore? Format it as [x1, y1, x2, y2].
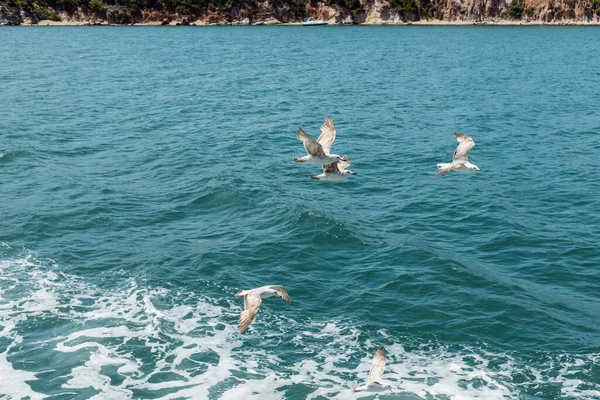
[16, 19, 600, 26]
[3, 0, 600, 28]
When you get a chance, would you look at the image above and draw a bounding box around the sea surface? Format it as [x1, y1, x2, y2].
[1, 26, 599, 399]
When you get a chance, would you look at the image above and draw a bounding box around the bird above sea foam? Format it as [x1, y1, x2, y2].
[235, 285, 291, 334]
[353, 347, 396, 393]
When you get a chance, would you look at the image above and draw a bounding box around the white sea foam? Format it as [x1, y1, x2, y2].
[0, 253, 598, 399]
[0, 335, 44, 400]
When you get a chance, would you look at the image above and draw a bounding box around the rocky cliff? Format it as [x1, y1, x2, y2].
[1, 0, 599, 25]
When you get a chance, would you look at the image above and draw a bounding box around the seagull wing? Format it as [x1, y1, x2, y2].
[337, 156, 350, 171]
[434, 163, 461, 177]
[239, 292, 262, 334]
[268, 285, 291, 303]
[323, 161, 340, 173]
[367, 347, 386, 385]
[323, 156, 349, 173]
[316, 116, 336, 155]
[297, 129, 325, 157]
[452, 132, 475, 162]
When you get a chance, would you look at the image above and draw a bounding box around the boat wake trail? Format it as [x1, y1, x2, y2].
[0, 248, 598, 399]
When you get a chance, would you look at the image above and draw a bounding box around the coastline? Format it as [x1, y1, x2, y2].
[4, 0, 600, 28]
[17, 21, 600, 28]
[17, 19, 600, 26]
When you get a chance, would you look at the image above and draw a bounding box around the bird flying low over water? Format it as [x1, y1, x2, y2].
[235, 285, 291, 334]
[294, 116, 343, 165]
[353, 347, 396, 393]
[310, 156, 356, 181]
[435, 132, 480, 177]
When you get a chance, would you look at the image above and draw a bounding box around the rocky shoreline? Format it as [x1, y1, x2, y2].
[2, 0, 600, 26]
[20, 18, 600, 25]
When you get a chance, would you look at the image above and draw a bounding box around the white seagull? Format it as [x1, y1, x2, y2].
[353, 347, 396, 393]
[435, 132, 480, 177]
[293, 116, 343, 165]
[310, 156, 356, 181]
[235, 285, 291, 334]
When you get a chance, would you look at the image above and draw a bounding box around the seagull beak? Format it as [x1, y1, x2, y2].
[351, 172, 357, 175]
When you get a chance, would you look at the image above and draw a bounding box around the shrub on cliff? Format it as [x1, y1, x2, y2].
[508, 0, 524, 18]
[323, 0, 363, 19]
[595, 0, 600, 15]
[106, 7, 134, 22]
[6, 0, 34, 13]
[388, 0, 427, 20]
[524, 6, 535, 17]
[89, 0, 106, 15]
[33, 2, 61, 19]
[55, 0, 79, 12]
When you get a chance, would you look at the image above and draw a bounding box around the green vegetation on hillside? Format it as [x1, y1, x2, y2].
[387, 0, 442, 21]
[507, 0, 524, 18]
[2, 0, 600, 23]
[1, 0, 362, 22]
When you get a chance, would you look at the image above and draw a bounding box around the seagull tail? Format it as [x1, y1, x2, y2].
[236, 290, 249, 297]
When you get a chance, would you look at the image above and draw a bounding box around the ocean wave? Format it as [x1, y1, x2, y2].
[0, 251, 598, 399]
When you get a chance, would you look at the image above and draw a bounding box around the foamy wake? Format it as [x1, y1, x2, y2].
[0, 248, 598, 399]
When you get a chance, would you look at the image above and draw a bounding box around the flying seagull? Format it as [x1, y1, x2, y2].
[353, 347, 396, 393]
[293, 116, 343, 165]
[235, 285, 291, 334]
[310, 156, 356, 181]
[435, 132, 480, 177]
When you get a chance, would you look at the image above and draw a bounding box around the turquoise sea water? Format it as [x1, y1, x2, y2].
[1, 26, 600, 399]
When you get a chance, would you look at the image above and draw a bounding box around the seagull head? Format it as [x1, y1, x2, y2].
[343, 170, 357, 176]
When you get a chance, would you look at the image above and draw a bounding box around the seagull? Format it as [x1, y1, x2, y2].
[353, 347, 396, 393]
[293, 116, 343, 165]
[310, 156, 356, 181]
[435, 132, 480, 177]
[235, 285, 291, 334]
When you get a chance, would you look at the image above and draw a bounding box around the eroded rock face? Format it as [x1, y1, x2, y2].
[363, 1, 403, 24]
[264, 16, 281, 24]
[1, 0, 599, 26]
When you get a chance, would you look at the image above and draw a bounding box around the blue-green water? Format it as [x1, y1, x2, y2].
[1, 26, 600, 399]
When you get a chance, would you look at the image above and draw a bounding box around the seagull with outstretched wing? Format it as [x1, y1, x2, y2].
[435, 132, 480, 177]
[353, 347, 396, 393]
[235, 285, 291, 334]
[294, 116, 343, 165]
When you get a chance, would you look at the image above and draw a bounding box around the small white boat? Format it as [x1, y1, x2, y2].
[302, 17, 328, 26]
